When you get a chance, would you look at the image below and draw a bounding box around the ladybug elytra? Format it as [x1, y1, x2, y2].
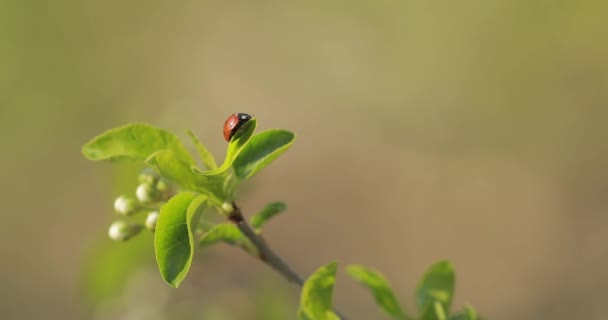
[223, 113, 252, 142]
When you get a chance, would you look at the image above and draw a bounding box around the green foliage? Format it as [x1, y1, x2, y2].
[82, 120, 298, 287]
[200, 223, 244, 247]
[82, 119, 480, 319]
[416, 261, 455, 320]
[251, 202, 287, 230]
[199, 223, 256, 255]
[449, 306, 478, 320]
[193, 118, 257, 176]
[146, 149, 225, 201]
[346, 265, 410, 320]
[298, 262, 340, 320]
[154, 193, 207, 287]
[82, 123, 193, 163]
[223, 119, 257, 168]
[186, 130, 218, 170]
[232, 129, 296, 179]
[327, 261, 468, 320]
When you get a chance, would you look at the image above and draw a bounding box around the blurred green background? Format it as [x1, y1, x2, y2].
[1, 1, 607, 319]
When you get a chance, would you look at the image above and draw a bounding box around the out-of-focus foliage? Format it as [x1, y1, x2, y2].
[347, 265, 410, 319]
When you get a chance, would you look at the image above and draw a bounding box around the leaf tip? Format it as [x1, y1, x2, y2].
[168, 279, 181, 288]
[431, 260, 454, 273]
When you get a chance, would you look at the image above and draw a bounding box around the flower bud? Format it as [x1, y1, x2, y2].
[114, 195, 139, 216]
[156, 178, 170, 193]
[108, 220, 143, 241]
[136, 183, 160, 204]
[145, 211, 160, 232]
[221, 202, 234, 214]
[138, 168, 160, 185]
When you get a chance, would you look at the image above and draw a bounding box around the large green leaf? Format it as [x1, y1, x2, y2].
[154, 193, 207, 288]
[186, 130, 218, 170]
[232, 129, 295, 179]
[299, 262, 340, 320]
[82, 123, 193, 163]
[346, 265, 409, 320]
[251, 202, 287, 230]
[416, 261, 455, 320]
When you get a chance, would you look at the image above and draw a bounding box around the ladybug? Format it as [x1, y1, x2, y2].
[223, 113, 252, 141]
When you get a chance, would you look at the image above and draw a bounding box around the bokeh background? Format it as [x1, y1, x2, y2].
[1, 1, 607, 319]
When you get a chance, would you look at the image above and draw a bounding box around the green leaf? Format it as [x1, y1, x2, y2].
[82, 123, 193, 163]
[449, 306, 478, 320]
[199, 223, 256, 254]
[416, 261, 455, 320]
[224, 118, 257, 166]
[346, 265, 409, 320]
[251, 202, 287, 230]
[154, 193, 207, 287]
[186, 130, 218, 170]
[192, 119, 256, 180]
[299, 262, 340, 320]
[429, 301, 447, 320]
[232, 129, 295, 179]
[146, 149, 225, 201]
[297, 309, 312, 320]
[200, 223, 243, 246]
[185, 119, 256, 201]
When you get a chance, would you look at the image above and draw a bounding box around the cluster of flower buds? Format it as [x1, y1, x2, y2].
[107, 169, 172, 241]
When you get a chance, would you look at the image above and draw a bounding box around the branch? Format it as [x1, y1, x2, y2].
[228, 202, 348, 320]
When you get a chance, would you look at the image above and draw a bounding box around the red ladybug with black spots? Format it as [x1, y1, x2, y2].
[223, 113, 252, 142]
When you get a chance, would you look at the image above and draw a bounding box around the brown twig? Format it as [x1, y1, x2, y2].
[228, 202, 348, 320]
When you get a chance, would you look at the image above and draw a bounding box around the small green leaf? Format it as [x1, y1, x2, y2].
[416, 261, 455, 320]
[232, 129, 295, 179]
[346, 265, 409, 320]
[154, 193, 207, 287]
[186, 130, 218, 170]
[299, 262, 340, 320]
[224, 118, 256, 166]
[449, 306, 478, 320]
[431, 301, 447, 320]
[199, 223, 243, 247]
[199, 223, 256, 254]
[251, 202, 287, 230]
[82, 123, 193, 163]
[193, 119, 257, 178]
[146, 149, 225, 201]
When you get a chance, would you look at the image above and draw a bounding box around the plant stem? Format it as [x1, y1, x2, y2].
[228, 202, 348, 320]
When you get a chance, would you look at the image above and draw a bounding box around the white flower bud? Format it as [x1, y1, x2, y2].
[136, 183, 160, 204]
[108, 220, 143, 241]
[138, 168, 159, 185]
[114, 195, 138, 216]
[145, 211, 160, 232]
